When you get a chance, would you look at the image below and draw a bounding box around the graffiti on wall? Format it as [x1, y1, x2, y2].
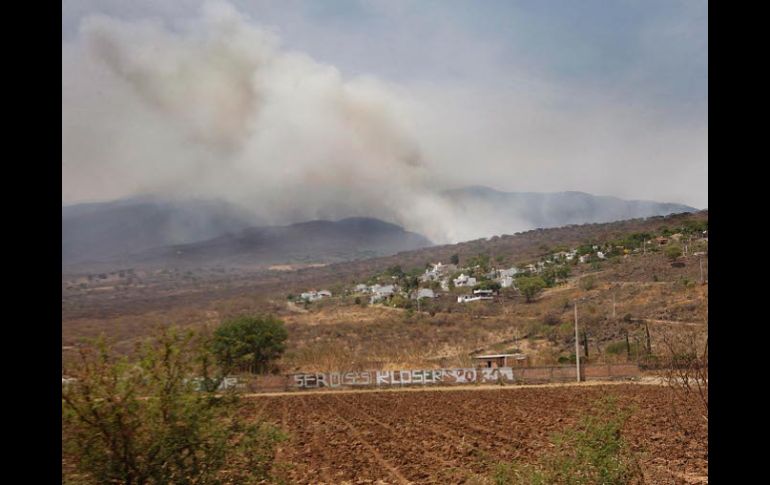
[292, 367, 515, 389]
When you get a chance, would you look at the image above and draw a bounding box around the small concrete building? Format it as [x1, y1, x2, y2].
[472, 353, 529, 368]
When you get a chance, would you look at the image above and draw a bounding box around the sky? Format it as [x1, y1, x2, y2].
[62, 0, 707, 242]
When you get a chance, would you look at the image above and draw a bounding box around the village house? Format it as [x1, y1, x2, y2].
[525, 264, 537, 273]
[472, 353, 529, 368]
[457, 294, 493, 303]
[369, 284, 396, 304]
[453, 273, 477, 287]
[354, 284, 369, 293]
[596, 251, 606, 259]
[499, 267, 519, 278]
[499, 275, 514, 288]
[579, 254, 591, 264]
[421, 262, 457, 282]
[473, 289, 496, 297]
[300, 290, 332, 302]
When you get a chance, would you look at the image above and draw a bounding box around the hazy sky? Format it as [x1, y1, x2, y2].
[62, 0, 707, 239]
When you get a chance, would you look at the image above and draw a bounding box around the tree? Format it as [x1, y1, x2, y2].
[473, 280, 501, 292]
[62, 328, 283, 484]
[658, 329, 708, 431]
[211, 315, 288, 374]
[665, 244, 683, 261]
[450, 253, 459, 265]
[517, 276, 546, 303]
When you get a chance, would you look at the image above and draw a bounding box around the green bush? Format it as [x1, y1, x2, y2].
[579, 276, 596, 291]
[62, 329, 284, 484]
[605, 341, 628, 355]
[517, 276, 547, 303]
[665, 244, 682, 261]
[211, 315, 288, 374]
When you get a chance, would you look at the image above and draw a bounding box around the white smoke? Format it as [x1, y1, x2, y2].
[62, 1, 706, 244]
[63, 0, 475, 242]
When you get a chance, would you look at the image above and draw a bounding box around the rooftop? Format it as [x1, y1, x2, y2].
[473, 353, 527, 360]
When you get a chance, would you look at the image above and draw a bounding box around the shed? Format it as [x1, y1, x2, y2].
[472, 353, 528, 368]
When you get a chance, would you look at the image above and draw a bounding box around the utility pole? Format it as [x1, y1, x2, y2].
[574, 301, 581, 382]
[699, 256, 704, 284]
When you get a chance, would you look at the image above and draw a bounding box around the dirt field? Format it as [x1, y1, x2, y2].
[247, 383, 707, 484]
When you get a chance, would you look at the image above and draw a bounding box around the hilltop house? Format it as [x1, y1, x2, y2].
[525, 264, 537, 273]
[370, 284, 396, 304]
[472, 353, 529, 368]
[453, 273, 477, 287]
[457, 294, 493, 303]
[421, 262, 457, 283]
[499, 267, 519, 278]
[300, 290, 332, 302]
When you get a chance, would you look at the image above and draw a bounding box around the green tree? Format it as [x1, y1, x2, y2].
[665, 244, 683, 261]
[474, 280, 502, 292]
[62, 329, 283, 484]
[450, 254, 460, 265]
[517, 276, 546, 303]
[468, 253, 491, 273]
[211, 315, 288, 374]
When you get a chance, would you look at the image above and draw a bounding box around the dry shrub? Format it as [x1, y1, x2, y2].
[659, 329, 708, 425]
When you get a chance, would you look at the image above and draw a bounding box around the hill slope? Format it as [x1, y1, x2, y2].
[109, 217, 434, 268]
[441, 186, 697, 240]
[62, 197, 255, 265]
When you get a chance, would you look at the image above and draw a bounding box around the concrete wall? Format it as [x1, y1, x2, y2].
[235, 363, 641, 392]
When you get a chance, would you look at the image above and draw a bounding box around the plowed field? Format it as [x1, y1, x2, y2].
[246, 384, 707, 484]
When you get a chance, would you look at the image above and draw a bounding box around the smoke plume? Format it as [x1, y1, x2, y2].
[63, 0, 472, 242]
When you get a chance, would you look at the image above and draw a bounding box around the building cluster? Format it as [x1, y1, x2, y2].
[299, 290, 332, 302]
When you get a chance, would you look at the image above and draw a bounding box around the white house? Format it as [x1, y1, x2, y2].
[354, 284, 368, 293]
[453, 273, 477, 287]
[421, 262, 456, 282]
[457, 295, 493, 303]
[300, 290, 332, 302]
[596, 251, 606, 259]
[440, 278, 450, 291]
[473, 289, 495, 296]
[370, 284, 396, 303]
[579, 254, 591, 264]
[499, 267, 519, 278]
[500, 276, 514, 288]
